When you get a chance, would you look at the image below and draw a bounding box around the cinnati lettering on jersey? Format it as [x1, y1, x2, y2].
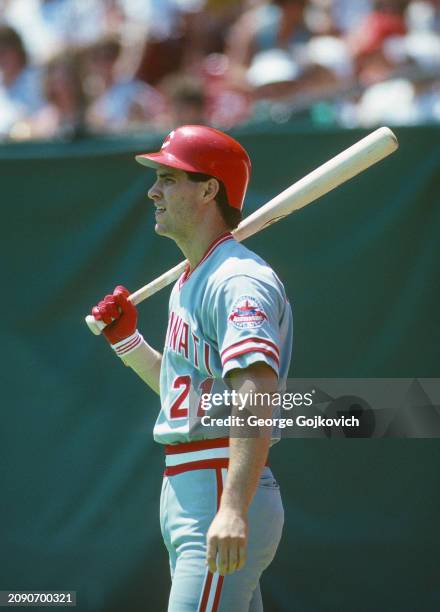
[165, 310, 213, 374]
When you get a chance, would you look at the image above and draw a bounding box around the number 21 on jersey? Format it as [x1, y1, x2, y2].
[169, 376, 214, 419]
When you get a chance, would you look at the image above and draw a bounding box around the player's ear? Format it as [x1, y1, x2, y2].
[202, 178, 219, 202]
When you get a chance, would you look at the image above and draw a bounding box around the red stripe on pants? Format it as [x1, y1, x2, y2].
[199, 468, 225, 611]
[199, 572, 214, 612]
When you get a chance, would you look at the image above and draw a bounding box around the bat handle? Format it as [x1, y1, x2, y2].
[85, 314, 107, 335]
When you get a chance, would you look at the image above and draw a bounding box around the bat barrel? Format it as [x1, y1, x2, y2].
[233, 127, 398, 243]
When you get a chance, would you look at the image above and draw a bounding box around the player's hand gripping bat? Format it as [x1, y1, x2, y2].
[85, 126, 398, 335]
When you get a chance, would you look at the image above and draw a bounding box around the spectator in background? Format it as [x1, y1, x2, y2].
[227, 0, 311, 69]
[304, 0, 341, 36]
[0, 24, 44, 137]
[161, 73, 207, 127]
[244, 39, 351, 125]
[2, 0, 117, 64]
[133, 1, 251, 130]
[355, 0, 440, 125]
[83, 36, 166, 134]
[135, 0, 242, 86]
[200, 51, 252, 128]
[0, 0, 438, 138]
[348, 0, 409, 83]
[330, 0, 373, 33]
[25, 51, 87, 139]
[225, 2, 351, 116]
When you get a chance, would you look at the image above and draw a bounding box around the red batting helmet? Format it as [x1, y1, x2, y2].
[135, 125, 251, 210]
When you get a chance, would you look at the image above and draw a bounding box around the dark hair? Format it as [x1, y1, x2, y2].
[44, 51, 85, 106]
[87, 36, 121, 63]
[186, 172, 242, 230]
[0, 25, 27, 65]
[162, 74, 205, 107]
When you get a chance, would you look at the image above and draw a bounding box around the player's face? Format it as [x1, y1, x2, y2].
[147, 167, 206, 241]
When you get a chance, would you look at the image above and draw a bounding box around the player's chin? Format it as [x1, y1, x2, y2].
[154, 222, 168, 236]
[155, 223, 177, 242]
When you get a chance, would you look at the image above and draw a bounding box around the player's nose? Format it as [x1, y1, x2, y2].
[147, 180, 162, 201]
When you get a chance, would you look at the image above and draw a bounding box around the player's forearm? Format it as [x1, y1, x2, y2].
[221, 363, 276, 513]
[114, 333, 162, 395]
[220, 435, 271, 514]
[123, 346, 162, 395]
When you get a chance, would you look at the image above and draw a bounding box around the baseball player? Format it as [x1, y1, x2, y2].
[91, 126, 293, 611]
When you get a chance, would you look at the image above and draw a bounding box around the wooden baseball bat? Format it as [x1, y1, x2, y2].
[85, 126, 398, 335]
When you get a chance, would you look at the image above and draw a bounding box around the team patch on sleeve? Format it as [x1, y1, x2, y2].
[228, 295, 268, 329]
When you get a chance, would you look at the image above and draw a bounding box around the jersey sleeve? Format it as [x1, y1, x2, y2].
[212, 274, 282, 378]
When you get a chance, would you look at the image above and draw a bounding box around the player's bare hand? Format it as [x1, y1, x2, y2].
[91, 285, 138, 344]
[206, 508, 248, 576]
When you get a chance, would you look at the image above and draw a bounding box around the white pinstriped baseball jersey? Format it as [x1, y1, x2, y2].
[154, 232, 293, 445]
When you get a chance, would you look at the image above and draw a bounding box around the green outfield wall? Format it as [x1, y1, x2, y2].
[1, 125, 439, 611]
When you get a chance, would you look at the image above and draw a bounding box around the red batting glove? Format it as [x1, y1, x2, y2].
[91, 285, 138, 345]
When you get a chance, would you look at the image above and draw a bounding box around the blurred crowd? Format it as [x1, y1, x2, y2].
[0, 0, 439, 141]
